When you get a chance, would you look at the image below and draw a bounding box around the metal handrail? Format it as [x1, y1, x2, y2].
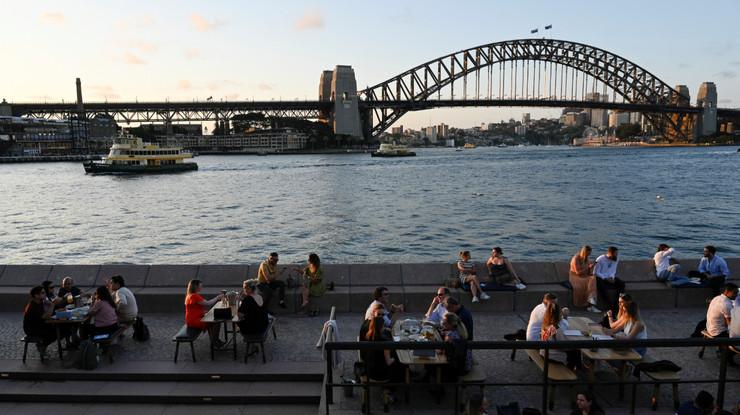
[323, 337, 740, 414]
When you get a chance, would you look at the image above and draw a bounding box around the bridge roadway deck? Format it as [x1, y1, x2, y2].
[0, 307, 737, 414]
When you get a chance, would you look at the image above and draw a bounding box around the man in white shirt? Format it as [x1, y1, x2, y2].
[705, 283, 737, 337]
[594, 246, 625, 315]
[654, 244, 681, 281]
[110, 275, 138, 323]
[364, 286, 403, 328]
[526, 292, 563, 341]
[424, 287, 449, 325]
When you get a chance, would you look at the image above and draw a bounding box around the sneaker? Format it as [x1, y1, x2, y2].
[515, 283, 527, 290]
[587, 305, 602, 313]
[472, 296, 480, 303]
[480, 292, 491, 300]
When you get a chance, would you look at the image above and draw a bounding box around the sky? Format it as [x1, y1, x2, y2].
[1, 0, 739, 130]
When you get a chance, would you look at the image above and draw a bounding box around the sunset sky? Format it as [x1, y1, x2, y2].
[2, 0, 739, 129]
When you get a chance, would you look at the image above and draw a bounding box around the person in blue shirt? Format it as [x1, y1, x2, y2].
[694, 246, 731, 296]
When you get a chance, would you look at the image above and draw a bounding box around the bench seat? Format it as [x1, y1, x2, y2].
[525, 349, 577, 410]
[172, 324, 202, 363]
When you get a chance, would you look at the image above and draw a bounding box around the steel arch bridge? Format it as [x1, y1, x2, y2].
[358, 38, 698, 139]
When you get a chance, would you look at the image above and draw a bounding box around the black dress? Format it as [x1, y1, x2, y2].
[358, 317, 405, 382]
[237, 295, 269, 335]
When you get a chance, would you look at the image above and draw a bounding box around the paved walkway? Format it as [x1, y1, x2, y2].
[0, 307, 738, 413]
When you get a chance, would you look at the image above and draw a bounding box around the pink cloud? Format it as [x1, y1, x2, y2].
[89, 85, 120, 100]
[257, 83, 275, 91]
[295, 10, 324, 31]
[133, 41, 158, 53]
[191, 13, 226, 32]
[40, 12, 65, 25]
[124, 52, 147, 65]
[177, 80, 192, 90]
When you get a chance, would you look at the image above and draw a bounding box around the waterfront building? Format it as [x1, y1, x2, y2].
[391, 125, 403, 135]
[0, 116, 73, 156]
[608, 111, 631, 128]
[514, 125, 527, 136]
[177, 128, 307, 153]
[438, 123, 449, 138]
[423, 125, 438, 143]
[561, 111, 588, 127]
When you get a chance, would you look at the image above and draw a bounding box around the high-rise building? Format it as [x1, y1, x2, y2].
[522, 113, 531, 124]
[585, 92, 608, 128]
[608, 111, 631, 128]
[437, 123, 449, 138]
[391, 125, 404, 135]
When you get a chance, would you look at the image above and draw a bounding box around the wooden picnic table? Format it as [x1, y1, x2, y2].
[392, 319, 448, 403]
[565, 316, 643, 398]
[201, 299, 239, 360]
[46, 307, 90, 360]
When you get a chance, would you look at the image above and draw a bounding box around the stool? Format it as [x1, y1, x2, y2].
[172, 325, 202, 363]
[21, 336, 46, 364]
[360, 375, 391, 414]
[630, 364, 680, 412]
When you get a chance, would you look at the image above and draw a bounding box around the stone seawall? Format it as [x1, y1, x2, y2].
[0, 259, 736, 313]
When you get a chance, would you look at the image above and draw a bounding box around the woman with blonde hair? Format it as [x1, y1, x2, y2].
[457, 251, 489, 303]
[608, 299, 648, 356]
[441, 312, 472, 376]
[569, 245, 599, 312]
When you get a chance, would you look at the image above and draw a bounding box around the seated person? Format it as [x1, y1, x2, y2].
[364, 286, 403, 328]
[57, 276, 82, 304]
[570, 246, 599, 312]
[705, 283, 738, 338]
[570, 391, 605, 415]
[23, 286, 57, 354]
[690, 246, 731, 296]
[677, 390, 714, 415]
[540, 302, 580, 370]
[185, 279, 225, 347]
[457, 251, 489, 303]
[41, 280, 63, 311]
[607, 299, 648, 356]
[300, 253, 326, 316]
[80, 286, 120, 340]
[359, 303, 405, 403]
[440, 312, 473, 378]
[257, 252, 287, 309]
[424, 287, 450, 325]
[526, 293, 563, 341]
[237, 279, 269, 336]
[109, 275, 138, 324]
[654, 243, 683, 283]
[443, 297, 474, 340]
[486, 247, 526, 290]
[594, 246, 625, 315]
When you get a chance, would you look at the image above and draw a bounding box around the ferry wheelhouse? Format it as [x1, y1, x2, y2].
[83, 136, 197, 174]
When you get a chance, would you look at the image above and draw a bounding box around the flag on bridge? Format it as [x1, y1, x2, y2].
[530, 28, 538, 34]
[545, 24, 552, 30]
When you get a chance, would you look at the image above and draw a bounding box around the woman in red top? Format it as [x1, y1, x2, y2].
[185, 279, 224, 346]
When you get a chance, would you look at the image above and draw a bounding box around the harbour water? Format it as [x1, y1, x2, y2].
[1, 146, 738, 265]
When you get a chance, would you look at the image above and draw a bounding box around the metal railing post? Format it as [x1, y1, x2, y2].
[542, 346, 549, 415]
[326, 346, 334, 405]
[717, 346, 727, 409]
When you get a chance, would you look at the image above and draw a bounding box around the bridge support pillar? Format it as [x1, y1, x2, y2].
[697, 82, 717, 136]
[323, 66, 363, 140]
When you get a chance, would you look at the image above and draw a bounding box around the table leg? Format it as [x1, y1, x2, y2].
[404, 367, 410, 403]
[435, 366, 442, 404]
[232, 322, 237, 361]
[55, 325, 63, 361]
[617, 364, 626, 400]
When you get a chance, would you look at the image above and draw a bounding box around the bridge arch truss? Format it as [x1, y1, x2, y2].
[359, 38, 694, 139]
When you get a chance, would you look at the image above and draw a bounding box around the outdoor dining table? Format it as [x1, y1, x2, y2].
[391, 319, 448, 403]
[201, 299, 240, 360]
[565, 316, 643, 398]
[46, 306, 90, 361]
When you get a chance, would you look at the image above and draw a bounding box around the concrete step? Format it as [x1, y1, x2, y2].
[0, 402, 320, 414]
[0, 380, 322, 405]
[0, 359, 324, 382]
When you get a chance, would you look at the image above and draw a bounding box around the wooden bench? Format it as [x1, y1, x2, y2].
[525, 349, 577, 410]
[456, 363, 487, 413]
[20, 335, 47, 364]
[172, 324, 202, 363]
[241, 315, 277, 364]
[630, 357, 681, 413]
[92, 325, 129, 363]
[698, 329, 717, 358]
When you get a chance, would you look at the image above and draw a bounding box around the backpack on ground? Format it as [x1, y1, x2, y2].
[77, 339, 101, 370]
[133, 317, 150, 342]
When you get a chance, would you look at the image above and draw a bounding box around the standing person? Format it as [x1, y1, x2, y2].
[364, 286, 403, 328]
[444, 297, 474, 340]
[300, 253, 326, 316]
[81, 286, 120, 339]
[594, 246, 625, 315]
[237, 279, 269, 336]
[705, 283, 738, 338]
[23, 286, 57, 355]
[185, 279, 225, 347]
[486, 247, 526, 289]
[109, 275, 138, 324]
[425, 287, 450, 325]
[257, 252, 287, 309]
[570, 245, 599, 312]
[526, 293, 561, 341]
[692, 246, 731, 296]
[457, 251, 489, 303]
[570, 391, 605, 415]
